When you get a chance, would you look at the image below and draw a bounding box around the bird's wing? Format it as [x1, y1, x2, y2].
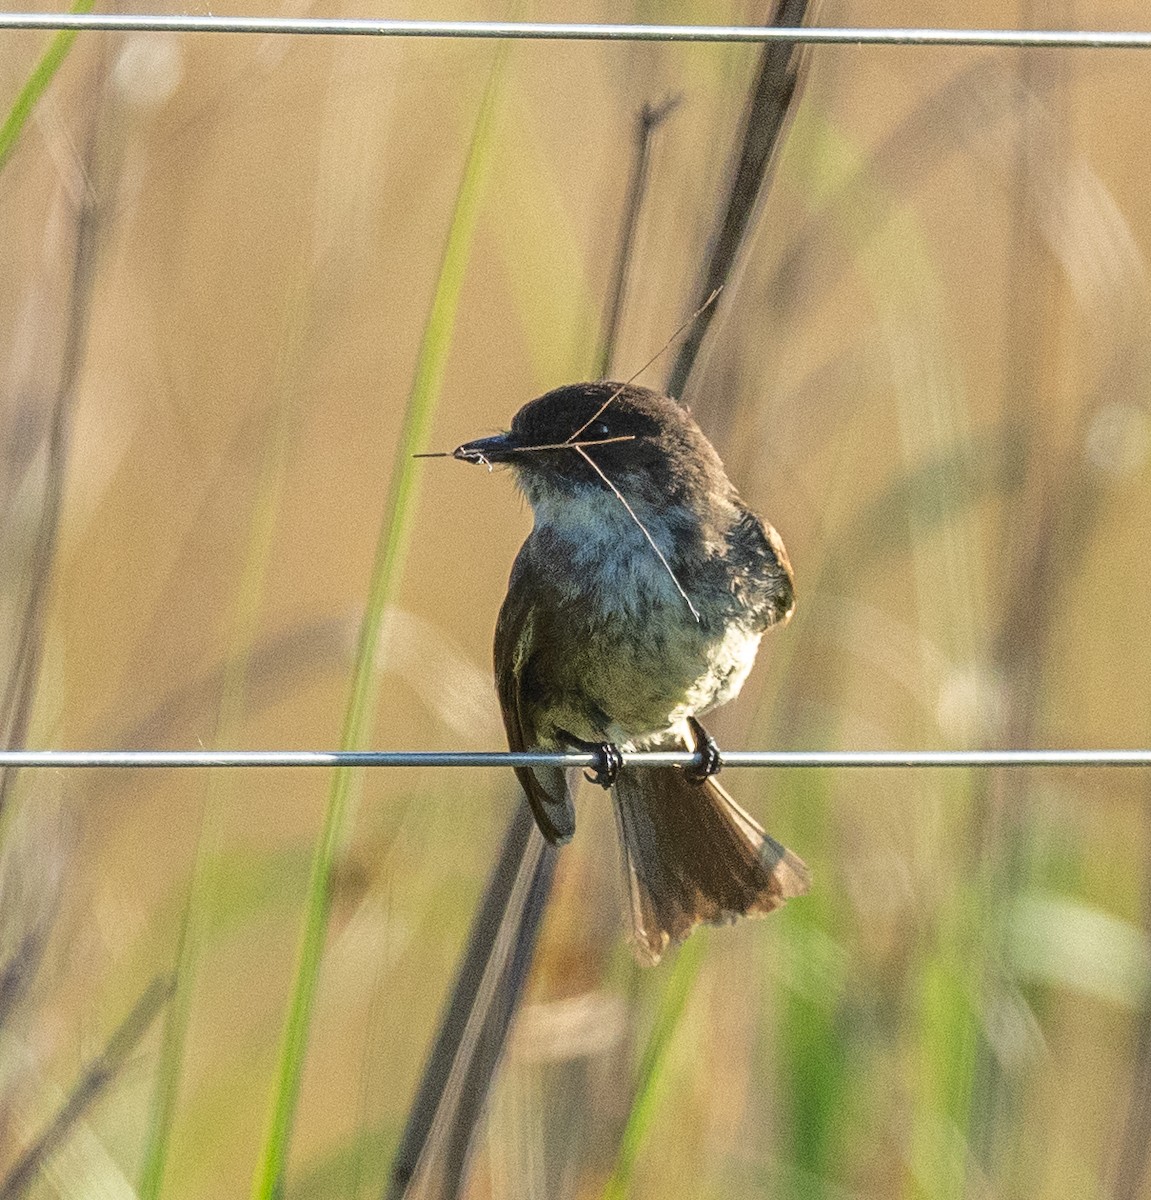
[494, 567, 577, 845]
[731, 508, 796, 629]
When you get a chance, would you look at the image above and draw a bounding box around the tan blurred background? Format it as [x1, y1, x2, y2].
[1, 0, 1150, 1197]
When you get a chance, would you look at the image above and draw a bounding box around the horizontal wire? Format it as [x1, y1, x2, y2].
[0, 15, 1149, 47]
[0, 749, 1147, 769]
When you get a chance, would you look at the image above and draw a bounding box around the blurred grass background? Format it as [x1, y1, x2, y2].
[1, 1, 1151, 1198]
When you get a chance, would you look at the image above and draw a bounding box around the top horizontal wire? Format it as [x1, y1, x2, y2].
[0, 15, 1149, 47]
[0, 749, 1148, 769]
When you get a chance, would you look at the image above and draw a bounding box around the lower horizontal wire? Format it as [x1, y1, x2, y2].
[0, 749, 1146, 768]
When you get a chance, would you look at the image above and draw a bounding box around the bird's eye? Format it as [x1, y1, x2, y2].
[589, 421, 611, 438]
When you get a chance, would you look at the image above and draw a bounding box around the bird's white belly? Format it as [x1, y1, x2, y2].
[532, 495, 763, 744]
[670, 620, 763, 722]
[597, 618, 763, 749]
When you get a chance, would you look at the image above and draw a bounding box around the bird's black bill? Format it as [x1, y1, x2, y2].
[453, 432, 519, 466]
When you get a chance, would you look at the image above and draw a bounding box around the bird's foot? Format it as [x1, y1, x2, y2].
[558, 730, 623, 788]
[684, 717, 722, 782]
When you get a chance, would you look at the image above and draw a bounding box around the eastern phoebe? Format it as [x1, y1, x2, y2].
[453, 382, 809, 963]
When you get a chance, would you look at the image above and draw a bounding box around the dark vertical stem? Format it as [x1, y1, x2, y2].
[0, 975, 173, 1200]
[430, 835, 556, 1198]
[0, 928, 51, 1032]
[0, 86, 106, 816]
[666, 0, 810, 400]
[596, 96, 681, 380]
[384, 802, 556, 1200]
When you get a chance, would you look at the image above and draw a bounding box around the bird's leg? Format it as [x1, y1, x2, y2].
[684, 716, 722, 782]
[557, 730, 623, 788]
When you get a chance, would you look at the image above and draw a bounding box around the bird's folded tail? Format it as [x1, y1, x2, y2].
[611, 767, 810, 964]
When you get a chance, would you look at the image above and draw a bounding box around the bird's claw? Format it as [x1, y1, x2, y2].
[583, 741, 623, 788]
[684, 717, 722, 783]
[557, 729, 624, 788]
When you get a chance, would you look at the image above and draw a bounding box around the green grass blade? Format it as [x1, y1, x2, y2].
[249, 51, 507, 1200]
[0, 0, 95, 176]
[603, 933, 707, 1200]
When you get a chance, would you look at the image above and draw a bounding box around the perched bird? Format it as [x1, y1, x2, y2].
[454, 382, 809, 962]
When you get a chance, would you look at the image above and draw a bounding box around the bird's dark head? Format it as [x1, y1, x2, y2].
[452, 383, 735, 512]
